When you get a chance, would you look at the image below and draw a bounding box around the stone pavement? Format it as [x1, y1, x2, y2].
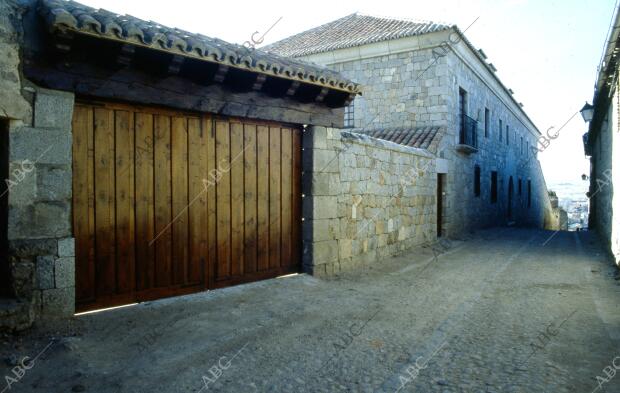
[1, 227, 619, 393]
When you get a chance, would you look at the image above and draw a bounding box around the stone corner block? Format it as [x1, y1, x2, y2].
[312, 240, 339, 265]
[10, 127, 72, 165]
[41, 287, 75, 318]
[313, 196, 338, 220]
[36, 255, 55, 290]
[34, 88, 75, 129]
[8, 201, 72, 239]
[307, 126, 328, 149]
[58, 237, 75, 257]
[54, 257, 75, 288]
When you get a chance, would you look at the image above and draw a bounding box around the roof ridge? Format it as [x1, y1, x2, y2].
[262, 13, 453, 58]
[262, 13, 358, 50]
[352, 12, 454, 28]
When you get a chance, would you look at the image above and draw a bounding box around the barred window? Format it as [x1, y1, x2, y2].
[344, 102, 354, 128]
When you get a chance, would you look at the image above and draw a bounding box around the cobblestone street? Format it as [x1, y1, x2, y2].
[2, 227, 620, 393]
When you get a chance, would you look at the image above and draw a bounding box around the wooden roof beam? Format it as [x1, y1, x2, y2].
[116, 44, 135, 67]
[168, 55, 185, 75]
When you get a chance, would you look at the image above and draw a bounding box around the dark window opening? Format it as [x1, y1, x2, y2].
[491, 171, 498, 203]
[518, 178, 522, 196]
[499, 120, 503, 141]
[484, 108, 490, 138]
[527, 180, 532, 208]
[458, 88, 477, 147]
[474, 165, 481, 197]
[506, 125, 510, 145]
[344, 101, 354, 128]
[459, 88, 467, 118]
[0, 119, 10, 296]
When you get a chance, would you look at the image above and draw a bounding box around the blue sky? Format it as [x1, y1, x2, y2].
[78, 0, 616, 187]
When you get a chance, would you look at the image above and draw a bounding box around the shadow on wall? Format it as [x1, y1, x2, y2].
[1, 118, 11, 297]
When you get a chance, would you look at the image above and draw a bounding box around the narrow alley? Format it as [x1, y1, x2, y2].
[2, 227, 619, 393]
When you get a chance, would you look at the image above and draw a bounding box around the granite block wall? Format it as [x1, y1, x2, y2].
[303, 126, 437, 276]
[317, 32, 553, 237]
[1, 0, 75, 330]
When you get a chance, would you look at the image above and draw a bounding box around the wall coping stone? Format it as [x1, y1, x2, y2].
[341, 131, 434, 159]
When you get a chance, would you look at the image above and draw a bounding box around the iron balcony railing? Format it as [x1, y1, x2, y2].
[459, 114, 478, 149]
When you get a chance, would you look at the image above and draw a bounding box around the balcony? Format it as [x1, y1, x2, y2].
[456, 114, 478, 154]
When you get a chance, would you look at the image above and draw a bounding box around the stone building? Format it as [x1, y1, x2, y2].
[266, 13, 556, 236]
[0, 0, 370, 330]
[584, 4, 620, 265]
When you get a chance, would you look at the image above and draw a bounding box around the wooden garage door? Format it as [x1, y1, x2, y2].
[72, 102, 301, 312]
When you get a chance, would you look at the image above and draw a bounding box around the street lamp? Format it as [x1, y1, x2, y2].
[580, 102, 594, 122]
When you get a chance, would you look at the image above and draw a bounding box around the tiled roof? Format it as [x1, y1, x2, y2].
[39, 0, 362, 94]
[357, 126, 443, 153]
[263, 13, 452, 57]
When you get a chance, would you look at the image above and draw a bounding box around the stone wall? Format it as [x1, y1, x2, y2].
[589, 74, 620, 265]
[0, 0, 75, 330]
[329, 45, 450, 131]
[302, 126, 436, 276]
[443, 45, 550, 234]
[304, 29, 551, 237]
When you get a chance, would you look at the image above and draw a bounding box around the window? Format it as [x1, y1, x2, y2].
[484, 108, 490, 138]
[459, 88, 467, 130]
[518, 178, 522, 195]
[506, 125, 510, 145]
[459, 88, 467, 116]
[474, 165, 481, 197]
[344, 101, 354, 128]
[526, 141, 529, 157]
[520, 136, 524, 155]
[527, 180, 532, 208]
[491, 171, 498, 203]
[499, 120, 503, 141]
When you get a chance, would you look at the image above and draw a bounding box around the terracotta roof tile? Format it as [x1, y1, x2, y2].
[356, 126, 444, 153]
[263, 13, 452, 57]
[39, 0, 362, 94]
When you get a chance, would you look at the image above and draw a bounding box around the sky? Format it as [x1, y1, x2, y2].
[77, 0, 616, 190]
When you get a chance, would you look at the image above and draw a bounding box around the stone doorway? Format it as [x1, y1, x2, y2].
[437, 173, 446, 237]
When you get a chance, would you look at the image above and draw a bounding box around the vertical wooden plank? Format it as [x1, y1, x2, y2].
[291, 128, 302, 269]
[205, 116, 216, 287]
[94, 107, 116, 296]
[171, 117, 189, 285]
[154, 115, 172, 288]
[86, 108, 96, 297]
[256, 125, 270, 271]
[135, 112, 155, 290]
[280, 128, 293, 268]
[243, 124, 258, 275]
[188, 117, 206, 285]
[215, 120, 231, 279]
[115, 110, 135, 294]
[73, 105, 94, 302]
[269, 126, 281, 269]
[230, 122, 244, 276]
